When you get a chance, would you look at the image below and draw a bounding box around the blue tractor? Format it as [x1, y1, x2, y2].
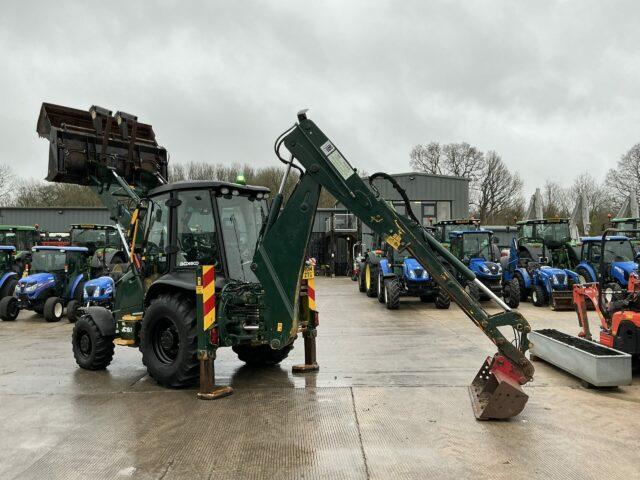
[503, 238, 578, 310]
[375, 249, 450, 310]
[82, 275, 116, 309]
[449, 229, 520, 308]
[575, 235, 638, 301]
[0, 246, 89, 322]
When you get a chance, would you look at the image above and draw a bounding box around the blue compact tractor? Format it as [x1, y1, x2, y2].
[82, 275, 116, 309]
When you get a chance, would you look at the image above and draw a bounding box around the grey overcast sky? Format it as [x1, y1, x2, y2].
[1, 1, 637, 197]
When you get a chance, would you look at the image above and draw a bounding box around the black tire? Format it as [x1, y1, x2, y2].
[358, 264, 366, 293]
[72, 315, 115, 370]
[466, 282, 480, 301]
[0, 296, 19, 321]
[377, 274, 386, 303]
[384, 278, 401, 310]
[531, 284, 547, 307]
[577, 267, 594, 284]
[0, 277, 17, 299]
[140, 293, 198, 388]
[67, 300, 80, 323]
[434, 288, 451, 309]
[365, 263, 378, 298]
[43, 296, 64, 322]
[503, 279, 520, 309]
[233, 343, 294, 366]
[515, 273, 528, 301]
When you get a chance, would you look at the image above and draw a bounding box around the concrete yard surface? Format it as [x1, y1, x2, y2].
[1, 277, 639, 479]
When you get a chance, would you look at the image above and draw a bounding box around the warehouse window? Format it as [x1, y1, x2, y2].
[436, 201, 451, 222]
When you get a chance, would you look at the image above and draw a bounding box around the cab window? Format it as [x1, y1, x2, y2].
[144, 193, 170, 275]
[176, 190, 219, 268]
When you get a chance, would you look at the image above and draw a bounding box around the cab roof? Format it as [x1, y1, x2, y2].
[70, 224, 116, 230]
[0, 225, 38, 231]
[436, 218, 479, 226]
[516, 218, 569, 225]
[450, 228, 493, 237]
[581, 236, 629, 242]
[0, 246, 16, 251]
[149, 180, 270, 197]
[32, 246, 89, 252]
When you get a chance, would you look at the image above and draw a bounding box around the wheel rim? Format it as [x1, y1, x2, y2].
[78, 331, 92, 357]
[384, 283, 388, 303]
[152, 317, 180, 364]
[532, 290, 537, 302]
[365, 265, 371, 290]
[54, 302, 63, 318]
[604, 287, 613, 303]
[578, 274, 587, 284]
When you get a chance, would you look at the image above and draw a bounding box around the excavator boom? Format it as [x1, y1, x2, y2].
[280, 111, 534, 419]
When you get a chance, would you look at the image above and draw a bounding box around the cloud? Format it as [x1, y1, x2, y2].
[1, 0, 639, 198]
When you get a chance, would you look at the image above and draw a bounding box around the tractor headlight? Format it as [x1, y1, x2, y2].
[422, 270, 429, 279]
[552, 275, 559, 285]
[496, 265, 502, 273]
[24, 283, 38, 293]
[93, 289, 100, 298]
[408, 270, 416, 279]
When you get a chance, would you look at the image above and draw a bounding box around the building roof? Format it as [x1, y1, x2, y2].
[149, 180, 270, 196]
[33, 246, 89, 252]
[581, 236, 630, 242]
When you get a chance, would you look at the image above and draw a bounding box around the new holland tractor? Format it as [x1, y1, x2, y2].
[0, 245, 90, 322]
[433, 218, 480, 248]
[36, 102, 536, 420]
[449, 229, 520, 308]
[510, 218, 580, 308]
[575, 235, 638, 302]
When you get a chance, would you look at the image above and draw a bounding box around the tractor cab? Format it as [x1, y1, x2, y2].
[69, 224, 127, 276]
[610, 218, 640, 245]
[516, 218, 577, 269]
[576, 236, 638, 289]
[0, 225, 40, 273]
[434, 219, 480, 246]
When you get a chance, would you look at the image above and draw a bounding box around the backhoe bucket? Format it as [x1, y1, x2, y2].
[551, 291, 574, 311]
[468, 356, 528, 420]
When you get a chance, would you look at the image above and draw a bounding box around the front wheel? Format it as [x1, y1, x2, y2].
[72, 315, 115, 370]
[0, 296, 19, 321]
[233, 343, 294, 366]
[434, 289, 451, 309]
[384, 278, 401, 310]
[67, 300, 81, 323]
[44, 297, 64, 322]
[531, 285, 548, 307]
[140, 294, 198, 388]
[503, 279, 521, 309]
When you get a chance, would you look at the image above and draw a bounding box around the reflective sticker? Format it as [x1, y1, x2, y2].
[202, 266, 216, 331]
[303, 266, 314, 280]
[277, 322, 283, 332]
[386, 233, 402, 249]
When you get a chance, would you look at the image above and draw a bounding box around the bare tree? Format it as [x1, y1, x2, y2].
[11, 179, 101, 207]
[542, 181, 572, 218]
[605, 143, 640, 202]
[442, 143, 485, 183]
[409, 143, 444, 175]
[0, 165, 15, 206]
[475, 151, 523, 223]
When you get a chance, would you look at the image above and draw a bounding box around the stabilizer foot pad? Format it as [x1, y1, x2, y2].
[197, 386, 234, 400]
[292, 363, 320, 373]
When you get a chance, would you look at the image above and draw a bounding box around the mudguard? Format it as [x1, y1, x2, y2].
[515, 268, 531, 290]
[68, 273, 86, 299]
[0, 271, 17, 290]
[83, 306, 116, 336]
[378, 258, 392, 275]
[578, 262, 598, 283]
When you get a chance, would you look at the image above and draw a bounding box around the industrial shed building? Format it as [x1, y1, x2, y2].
[0, 207, 112, 233]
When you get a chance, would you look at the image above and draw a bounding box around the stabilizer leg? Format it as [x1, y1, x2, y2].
[292, 327, 320, 373]
[197, 351, 233, 400]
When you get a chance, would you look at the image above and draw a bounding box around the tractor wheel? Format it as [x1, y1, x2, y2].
[43, 297, 64, 322]
[384, 278, 401, 310]
[515, 273, 528, 301]
[72, 314, 115, 370]
[576, 267, 594, 284]
[365, 263, 378, 298]
[434, 289, 451, 309]
[377, 274, 386, 303]
[466, 283, 480, 301]
[140, 293, 198, 388]
[503, 279, 521, 309]
[233, 343, 294, 366]
[0, 277, 17, 299]
[67, 300, 80, 323]
[358, 263, 366, 293]
[0, 296, 19, 321]
[531, 285, 548, 307]
[604, 283, 623, 304]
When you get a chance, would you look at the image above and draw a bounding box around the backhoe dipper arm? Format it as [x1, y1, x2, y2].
[282, 111, 534, 384]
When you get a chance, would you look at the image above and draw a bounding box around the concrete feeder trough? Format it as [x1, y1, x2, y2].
[529, 329, 632, 387]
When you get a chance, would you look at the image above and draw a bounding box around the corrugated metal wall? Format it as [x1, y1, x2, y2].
[0, 208, 112, 233]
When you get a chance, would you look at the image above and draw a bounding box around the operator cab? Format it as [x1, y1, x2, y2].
[70, 224, 120, 255]
[450, 229, 499, 263]
[29, 246, 88, 275]
[434, 219, 480, 244]
[0, 246, 16, 271]
[142, 180, 270, 287]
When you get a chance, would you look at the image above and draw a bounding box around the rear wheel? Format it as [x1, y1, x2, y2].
[434, 289, 451, 309]
[44, 297, 64, 322]
[358, 263, 366, 293]
[67, 300, 80, 323]
[531, 285, 547, 307]
[72, 315, 115, 370]
[0, 296, 19, 321]
[233, 343, 294, 366]
[140, 294, 198, 388]
[503, 279, 521, 309]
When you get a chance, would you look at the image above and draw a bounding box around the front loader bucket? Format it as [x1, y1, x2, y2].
[468, 356, 528, 420]
[551, 291, 574, 311]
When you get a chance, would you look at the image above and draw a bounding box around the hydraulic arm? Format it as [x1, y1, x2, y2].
[267, 110, 534, 419]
